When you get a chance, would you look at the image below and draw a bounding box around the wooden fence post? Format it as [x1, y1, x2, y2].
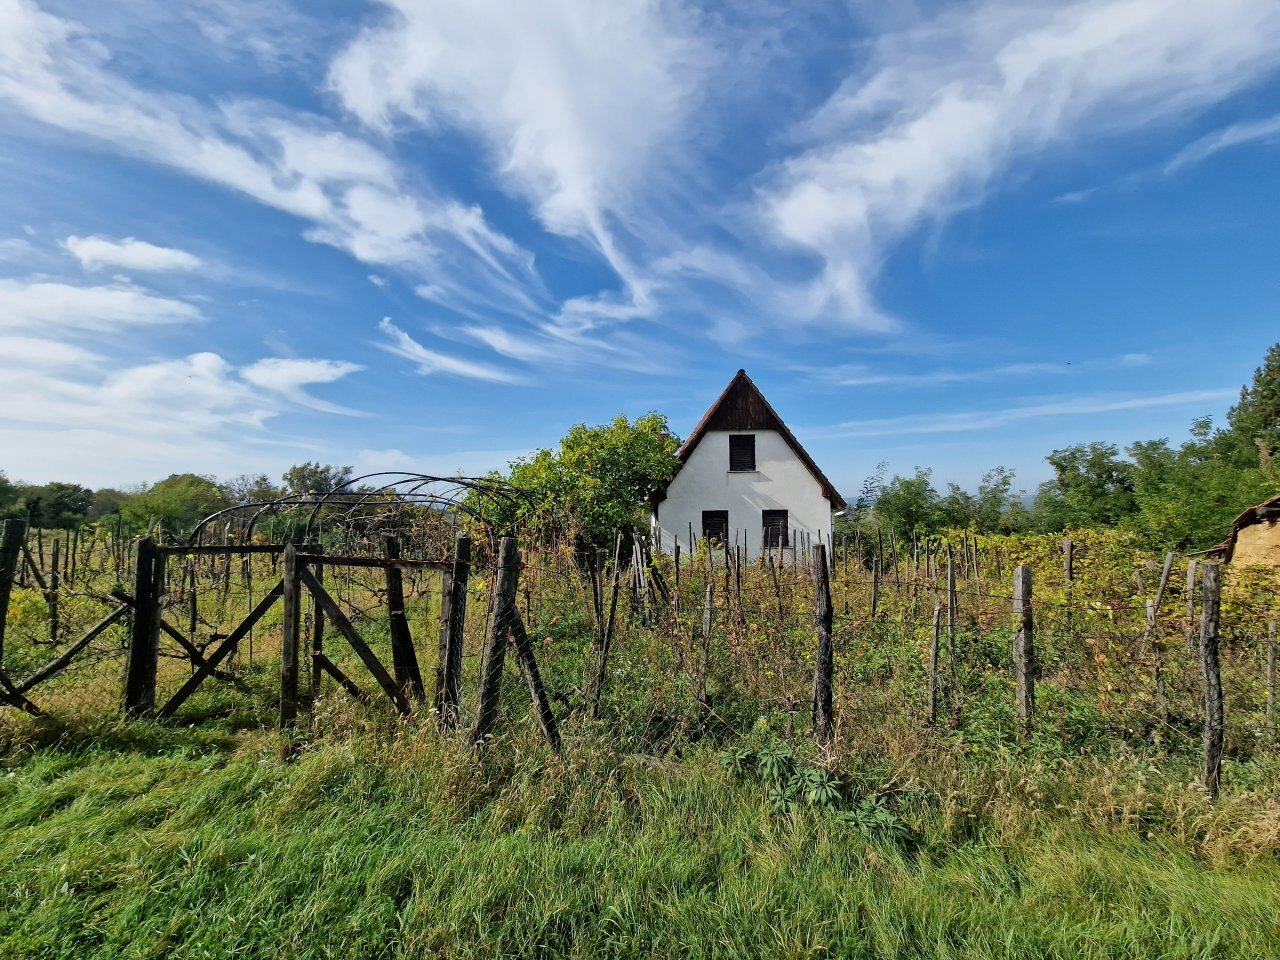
[383, 535, 425, 700]
[946, 548, 958, 668]
[589, 532, 623, 719]
[0, 518, 27, 668]
[1013, 565, 1035, 736]
[309, 545, 325, 701]
[279, 542, 301, 729]
[1267, 620, 1277, 726]
[928, 601, 942, 727]
[472, 536, 518, 745]
[1146, 599, 1167, 721]
[508, 600, 562, 754]
[811, 544, 834, 748]
[123, 538, 162, 717]
[48, 537, 60, 644]
[1184, 559, 1199, 658]
[1200, 563, 1224, 798]
[437, 533, 471, 729]
[697, 583, 714, 710]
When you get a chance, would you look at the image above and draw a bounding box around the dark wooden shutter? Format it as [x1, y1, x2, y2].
[762, 510, 788, 549]
[729, 434, 756, 471]
[702, 510, 729, 544]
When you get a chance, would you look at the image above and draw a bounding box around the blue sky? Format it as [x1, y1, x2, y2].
[1, 0, 1279, 499]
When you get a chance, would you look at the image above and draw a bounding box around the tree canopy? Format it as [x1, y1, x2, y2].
[505, 413, 681, 547]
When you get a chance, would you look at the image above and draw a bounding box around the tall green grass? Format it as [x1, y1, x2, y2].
[2, 713, 1279, 960]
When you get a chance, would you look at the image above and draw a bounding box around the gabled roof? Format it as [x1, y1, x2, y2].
[674, 369, 847, 510]
[1209, 491, 1280, 562]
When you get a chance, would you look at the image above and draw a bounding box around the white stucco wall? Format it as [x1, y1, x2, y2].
[652, 430, 834, 559]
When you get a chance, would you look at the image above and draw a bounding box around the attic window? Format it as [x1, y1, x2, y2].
[702, 510, 729, 544]
[762, 509, 789, 549]
[729, 434, 756, 472]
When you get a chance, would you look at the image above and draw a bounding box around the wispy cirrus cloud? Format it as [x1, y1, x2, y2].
[1165, 113, 1280, 173]
[760, 0, 1280, 329]
[0, 277, 202, 331]
[0, 0, 534, 311]
[822, 352, 1152, 387]
[63, 234, 202, 272]
[240, 358, 365, 415]
[376, 317, 519, 384]
[805, 388, 1236, 440]
[1, 348, 364, 485]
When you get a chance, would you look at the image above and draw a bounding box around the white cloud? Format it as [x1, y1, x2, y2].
[0, 237, 34, 261]
[0, 277, 202, 331]
[823, 353, 1156, 387]
[806, 389, 1237, 439]
[329, 0, 713, 324]
[0, 348, 363, 485]
[376, 317, 519, 383]
[0, 335, 101, 368]
[240, 357, 365, 415]
[0, 0, 530, 294]
[760, 0, 1280, 328]
[63, 234, 202, 271]
[1165, 113, 1280, 173]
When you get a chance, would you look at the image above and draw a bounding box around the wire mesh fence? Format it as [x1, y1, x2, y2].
[2, 515, 1278, 775]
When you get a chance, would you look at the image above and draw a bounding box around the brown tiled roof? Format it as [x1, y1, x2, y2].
[672, 369, 847, 510]
[1209, 491, 1280, 562]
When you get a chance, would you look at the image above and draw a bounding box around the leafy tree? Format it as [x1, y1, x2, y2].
[505, 413, 680, 547]
[283, 463, 354, 497]
[1223, 339, 1280, 470]
[1041, 442, 1137, 528]
[0, 471, 17, 517]
[88, 488, 131, 520]
[18, 482, 93, 529]
[222, 473, 284, 504]
[122, 474, 228, 534]
[1125, 423, 1276, 549]
[872, 468, 940, 537]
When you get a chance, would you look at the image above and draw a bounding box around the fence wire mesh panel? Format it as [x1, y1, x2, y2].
[3, 505, 1279, 781]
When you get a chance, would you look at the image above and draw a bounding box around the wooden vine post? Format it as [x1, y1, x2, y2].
[1012, 565, 1035, 736]
[436, 533, 471, 729]
[383, 535, 425, 700]
[928, 601, 942, 727]
[471, 537, 519, 744]
[1267, 620, 1277, 726]
[811, 544, 834, 748]
[0, 518, 27, 667]
[123, 537, 163, 717]
[279, 542, 301, 729]
[1199, 562, 1224, 799]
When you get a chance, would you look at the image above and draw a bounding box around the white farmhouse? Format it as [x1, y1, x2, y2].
[651, 370, 847, 558]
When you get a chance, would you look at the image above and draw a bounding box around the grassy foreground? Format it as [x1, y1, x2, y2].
[2, 711, 1279, 960]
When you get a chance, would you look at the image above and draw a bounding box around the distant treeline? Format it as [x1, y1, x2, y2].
[843, 340, 1280, 550]
[0, 462, 357, 536]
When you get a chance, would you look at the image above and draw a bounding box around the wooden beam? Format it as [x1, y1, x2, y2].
[299, 567, 410, 715]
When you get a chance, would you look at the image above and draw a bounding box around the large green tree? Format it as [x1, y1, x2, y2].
[18, 482, 93, 529]
[872, 468, 940, 536]
[1125, 419, 1276, 549]
[1222, 339, 1280, 470]
[505, 413, 680, 547]
[282, 463, 354, 497]
[123, 474, 228, 534]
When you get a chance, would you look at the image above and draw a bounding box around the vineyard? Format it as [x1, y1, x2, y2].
[2, 491, 1280, 958]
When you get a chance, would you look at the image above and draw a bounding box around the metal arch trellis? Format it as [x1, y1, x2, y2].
[184, 472, 543, 548]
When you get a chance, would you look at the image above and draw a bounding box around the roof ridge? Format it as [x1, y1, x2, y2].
[674, 369, 847, 510]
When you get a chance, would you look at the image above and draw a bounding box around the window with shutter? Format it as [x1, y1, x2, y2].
[729, 434, 756, 471]
[762, 509, 788, 549]
[701, 510, 729, 544]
